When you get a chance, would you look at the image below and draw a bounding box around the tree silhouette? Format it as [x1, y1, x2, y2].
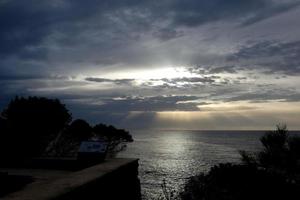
[46, 119, 93, 157]
[46, 120, 134, 157]
[181, 125, 300, 200]
[241, 124, 300, 175]
[0, 96, 133, 160]
[67, 119, 93, 141]
[93, 123, 133, 157]
[0, 96, 72, 158]
[258, 124, 289, 169]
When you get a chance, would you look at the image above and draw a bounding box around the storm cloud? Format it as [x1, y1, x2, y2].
[1, 0, 299, 69]
[1, 0, 300, 129]
[229, 40, 300, 75]
[85, 77, 135, 85]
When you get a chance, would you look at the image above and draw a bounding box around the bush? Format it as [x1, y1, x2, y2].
[180, 163, 297, 200]
[241, 124, 300, 175]
[180, 125, 300, 200]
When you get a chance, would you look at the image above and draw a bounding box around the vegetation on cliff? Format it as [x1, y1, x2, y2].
[179, 125, 300, 200]
[0, 96, 133, 160]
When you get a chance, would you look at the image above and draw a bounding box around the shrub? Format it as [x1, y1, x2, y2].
[241, 124, 300, 176]
[180, 163, 297, 200]
[180, 125, 300, 200]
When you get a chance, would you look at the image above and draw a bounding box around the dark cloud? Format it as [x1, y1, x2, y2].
[0, 74, 72, 82]
[225, 88, 300, 103]
[1, 0, 300, 128]
[208, 66, 238, 74]
[0, 75, 45, 81]
[0, 1, 65, 56]
[57, 95, 204, 127]
[0, 0, 144, 59]
[241, 1, 300, 26]
[92, 95, 201, 112]
[152, 28, 184, 41]
[0, 0, 298, 61]
[134, 76, 231, 91]
[85, 77, 134, 85]
[229, 40, 300, 74]
[169, 0, 268, 27]
[161, 0, 300, 29]
[147, 76, 221, 86]
[165, 77, 217, 84]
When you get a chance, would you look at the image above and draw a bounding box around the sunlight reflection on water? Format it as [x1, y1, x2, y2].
[118, 130, 264, 199]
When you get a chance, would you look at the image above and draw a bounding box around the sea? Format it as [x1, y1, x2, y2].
[118, 130, 299, 200]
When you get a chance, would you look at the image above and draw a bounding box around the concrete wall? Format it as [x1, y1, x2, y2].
[55, 158, 141, 200]
[2, 158, 141, 200]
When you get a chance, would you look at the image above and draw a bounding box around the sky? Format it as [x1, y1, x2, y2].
[1, 0, 300, 130]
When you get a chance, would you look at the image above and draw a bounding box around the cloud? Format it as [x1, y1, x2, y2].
[59, 95, 204, 126]
[85, 77, 134, 85]
[1, 1, 300, 129]
[222, 86, 300, 103]
[240, 1, 300, 26]
[164, 77, 218, 84]
[229, 40, 300, 74]
[152, 28, 184, 41]
[208, 66, 238, 74]
[86, 95, 202, 112]
[0, 0, 298, 64]
[160, 0, 300, 30]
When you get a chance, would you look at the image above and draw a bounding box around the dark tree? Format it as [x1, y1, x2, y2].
[67, 119, 93, 141]
[93, 123, 133, 156]
[47, 121, 133, 157]
[0, 117, 7, 135]
[288, 136, 300, 167]
[241, 124, 300, 175]
[0, 96, 72, 158]
[46, 119, 93, 156]
[0, 96, 133, 160]
[0, 117, 8, 155]
[258, 124, 289, 170]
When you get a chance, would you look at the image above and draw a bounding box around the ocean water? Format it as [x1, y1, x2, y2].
[118, 130, 297, 199]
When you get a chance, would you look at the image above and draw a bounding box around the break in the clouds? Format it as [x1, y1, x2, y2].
[1, 0, 300, 129]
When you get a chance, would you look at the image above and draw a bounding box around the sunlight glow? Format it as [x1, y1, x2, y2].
[96, 66, 194, 80]
[155, 101, 300, 130]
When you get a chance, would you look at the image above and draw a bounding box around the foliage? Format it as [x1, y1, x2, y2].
[46, 119, 93, 157]
[93, 123, 133, 157]
[180, 125, 300, 200]
[241, 124, 300, 175]
[0, 117, 7, 136]
[47, 121, 133, 157]
[67, 119, 93, 141]
[158, 179, 179, 200]
[180, 163, 297, 200]
[0, 96, 133, 159]
[47, 120, 134, 157]
[0, 96, 72, 158]
[2, 96, 72, 134]
[239, 150, 257, 166]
